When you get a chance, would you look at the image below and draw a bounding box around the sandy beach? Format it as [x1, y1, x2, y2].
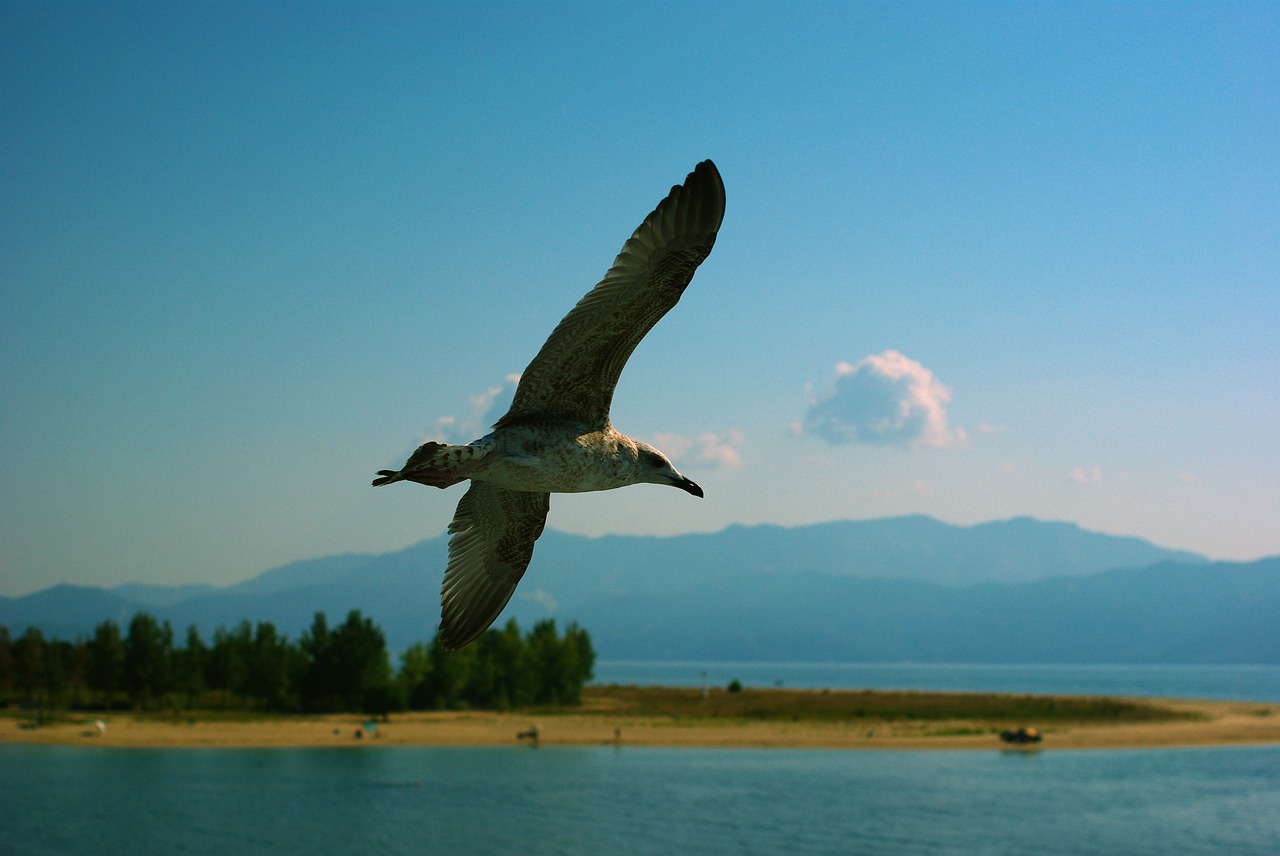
[6, 696, 1279, 751]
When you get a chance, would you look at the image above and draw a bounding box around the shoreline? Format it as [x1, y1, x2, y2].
[5, 694, 1279, 751]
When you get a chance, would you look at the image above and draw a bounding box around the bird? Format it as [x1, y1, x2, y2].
[373, 160, 726, 650]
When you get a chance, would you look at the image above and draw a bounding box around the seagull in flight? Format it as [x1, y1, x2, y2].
[374, 160, 726, 649]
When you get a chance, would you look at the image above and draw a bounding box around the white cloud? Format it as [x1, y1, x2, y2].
[519, 588, 558, 612]
[652, 429, 743, 470]
[1067, 465, 1103, 485]
[432, 374, 520, 443]
[802, 351, 960, 448]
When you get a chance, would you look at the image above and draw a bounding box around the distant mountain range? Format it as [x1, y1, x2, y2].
[3, 515, 1276, 663]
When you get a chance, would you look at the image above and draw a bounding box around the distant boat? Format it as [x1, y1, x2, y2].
[999, 727, 1042, 744]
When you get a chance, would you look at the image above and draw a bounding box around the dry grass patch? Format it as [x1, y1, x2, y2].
[579, 685, 1194, 725]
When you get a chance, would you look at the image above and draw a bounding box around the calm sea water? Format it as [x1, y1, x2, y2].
[592, 661, 1280, 702]
[3, 743, 1278, 855]
[5, 664, 1279, 855]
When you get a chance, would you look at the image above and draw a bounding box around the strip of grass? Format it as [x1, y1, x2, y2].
[4, 686, 1197, 728]
[579, 685, 1194, 724]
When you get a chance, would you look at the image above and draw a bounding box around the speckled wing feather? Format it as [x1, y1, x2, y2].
[438, 482, 551, 650]
[494, 160, 726, 429]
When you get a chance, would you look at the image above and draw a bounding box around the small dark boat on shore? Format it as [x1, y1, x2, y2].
[1000, 727, 1042, 745]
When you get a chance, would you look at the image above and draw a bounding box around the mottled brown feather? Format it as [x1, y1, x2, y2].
[438, 482, 550, 650]
[494, 160, 726, 430]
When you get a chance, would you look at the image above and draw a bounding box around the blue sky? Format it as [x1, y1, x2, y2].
[3, 1, 1277, 596]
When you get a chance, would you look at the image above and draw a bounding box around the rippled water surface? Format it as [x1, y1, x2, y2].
[5, 743, 1278, 855]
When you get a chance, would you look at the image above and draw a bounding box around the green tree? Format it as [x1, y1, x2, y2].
[13, 627, 47, 707]
[172, 625, 208, 709]
[419, 635, 476, 710]
[468, 619, 530, 709]
[47, 639, 88, 708]
[299, 611, 394, 712]
[67, 639, 92, 707]
[519, 619, 596, 705]
[298, 612, 335, 711]
[87, 620, 124, 708]
[206, 622, 250, 706]
[399, 619, 594, 711]
[0, 626, 14, 700]
[397, 641, 434, 710]
[244, 622, 294, 709]
[526, 619, 570, 704]
[123, 613, 173, 709]
[561, 621, 596, 705]
[13, 627, 76, 724]
[330, 610, 393, 713]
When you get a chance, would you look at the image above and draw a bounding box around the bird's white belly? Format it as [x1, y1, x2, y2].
[476, 430, 634, 493]
[481, 456, 631, 493]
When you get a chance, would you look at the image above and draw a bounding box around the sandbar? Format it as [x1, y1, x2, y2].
[5, 697, 1278, 751]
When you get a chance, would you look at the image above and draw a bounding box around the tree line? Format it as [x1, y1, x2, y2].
[0, 611, 594, 716]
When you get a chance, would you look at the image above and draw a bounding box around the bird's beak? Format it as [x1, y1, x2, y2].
[673, 476, 703, 498]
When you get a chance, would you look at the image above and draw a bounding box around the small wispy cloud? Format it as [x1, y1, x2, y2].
[1067, 465, 1103, 485]
[801, 351, 961, 448]
[432, 374, 521, 443]
[652, 429, 743, 470]
[519, 588, 558, 612]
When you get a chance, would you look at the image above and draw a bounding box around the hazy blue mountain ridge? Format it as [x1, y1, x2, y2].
[572, 559, 1279, 663]
[2, 516, 1270, 663]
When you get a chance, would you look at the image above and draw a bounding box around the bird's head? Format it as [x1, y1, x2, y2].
[634, 442, 703, 497]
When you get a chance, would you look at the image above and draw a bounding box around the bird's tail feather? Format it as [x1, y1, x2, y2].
[371, 441, 489, 489]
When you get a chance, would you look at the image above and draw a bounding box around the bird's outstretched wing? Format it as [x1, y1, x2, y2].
[438, 482, 551, 650]
[494, 160, 726, 429]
